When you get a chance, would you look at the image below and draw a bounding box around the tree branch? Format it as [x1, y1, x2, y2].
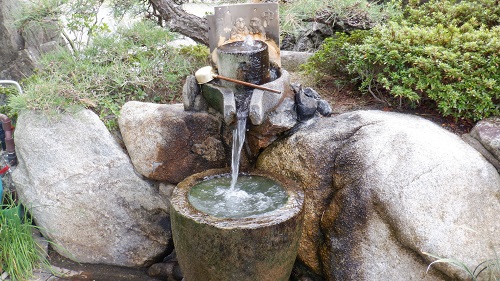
[147, 0, 209, 45]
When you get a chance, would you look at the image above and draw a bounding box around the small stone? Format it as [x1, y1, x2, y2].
[147, 262, 175, 279]
[280, 51, 313, 72]
[302, 87, 321, 99]
[470, 117, 500, 160]
[182, 75, 200, 111]
[317, 99, 332, 117]
[295, 87, 318, 121]
[147, 261, 183, 280]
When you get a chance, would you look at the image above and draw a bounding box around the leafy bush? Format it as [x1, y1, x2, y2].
[11, 20, 210, 129]
[304, 0, 500, 121]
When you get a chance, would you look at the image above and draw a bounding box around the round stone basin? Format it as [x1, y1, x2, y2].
[170, 168, 304, 281]
[188, 174, 288, 219]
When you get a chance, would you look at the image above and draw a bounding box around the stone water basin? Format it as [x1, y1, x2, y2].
[170, 168, 304, 281]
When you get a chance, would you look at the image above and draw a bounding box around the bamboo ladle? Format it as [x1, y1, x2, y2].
[194, 66, 281, 94]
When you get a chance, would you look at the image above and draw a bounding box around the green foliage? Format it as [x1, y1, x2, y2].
[13, 21, 210, 129]
[280, 0, 329, 36]
[0, 86, 19, 120]
[16, 0, 131, 52]
[304, 0, 500, 121]
[64, 0, 111, 50]
[179, 44, 211, 64]
[15, 0, 65, 29]
[0, 193, 48, 281]
[280, 0, 399, 36]
[302, 30, 370, 79]
[404, 0, 500, 29]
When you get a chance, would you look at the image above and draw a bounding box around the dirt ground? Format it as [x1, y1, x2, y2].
[291, 72, 476, 136]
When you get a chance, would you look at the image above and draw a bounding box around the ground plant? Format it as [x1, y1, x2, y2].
[304, 0, 500, 121]
[424, 251, 500, 281]
[0, 192, 47, 281]
[10, 20, 210, 129]
[0, 86, 18, 120]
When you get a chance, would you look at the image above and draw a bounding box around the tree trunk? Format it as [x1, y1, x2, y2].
[148, 0, 209, 46]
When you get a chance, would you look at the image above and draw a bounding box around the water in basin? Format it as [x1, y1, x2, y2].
[188, 174, 288, 219]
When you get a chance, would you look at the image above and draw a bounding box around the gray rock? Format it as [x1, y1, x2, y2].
[281, 22, 333, 52]
[292, 84, 332, 120]
[470, 117, 500, 161]
[316, 99, 332, 117]
[147, 262, 183, 280]
[0, 0, 62, 80]
[182, 75, 200, 111]
[462, 133, 500, 172]
[118, 102, 227, 183]
[0, 0, 23, 68]
[302, 87, 320, 99]
[193, 94, 208, 112]
[159, 183, 176, 201]
[246, 96, 298, 157]
[257, 110, 500, 280]
[12, 109, 170, 267]
[295, 87, 318, 121]
[280, 51, 313, 72]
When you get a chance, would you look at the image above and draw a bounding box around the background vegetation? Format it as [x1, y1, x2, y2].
[304, 0, 500, 121]
[3, 0, 499, 129]
[9, 20, 209, 129]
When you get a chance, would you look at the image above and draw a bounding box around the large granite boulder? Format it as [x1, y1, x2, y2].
[118, 102, 228, 183]
[12, 109, 170, 267]
[257, 110, 500, 281]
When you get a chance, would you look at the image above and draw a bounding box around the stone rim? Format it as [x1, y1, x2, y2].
[171, 168, 304, 229]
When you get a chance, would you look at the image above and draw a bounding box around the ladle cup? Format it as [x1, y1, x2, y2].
[195, 66, 281, 94]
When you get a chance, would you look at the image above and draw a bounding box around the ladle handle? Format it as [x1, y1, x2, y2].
[214, 75, 281, 94]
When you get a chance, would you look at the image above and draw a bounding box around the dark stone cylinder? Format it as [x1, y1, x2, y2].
[216, 40, 270, 89]
[170, 168, 304, 281]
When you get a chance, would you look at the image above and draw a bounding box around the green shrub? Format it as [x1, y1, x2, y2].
[11, 20, 210, 129]
[404, 0, 500, 29]
[304, 0, 500, 121]
[303, 30, 370, 79]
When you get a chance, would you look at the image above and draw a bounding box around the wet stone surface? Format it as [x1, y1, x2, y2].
[43, 250, 162, 281]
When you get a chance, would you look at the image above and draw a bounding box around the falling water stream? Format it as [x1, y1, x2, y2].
[229, 35, 256, 190]
[188, 36, 288, 218]
[230, 113, 247, 190]
[188, 92, 288, 218]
